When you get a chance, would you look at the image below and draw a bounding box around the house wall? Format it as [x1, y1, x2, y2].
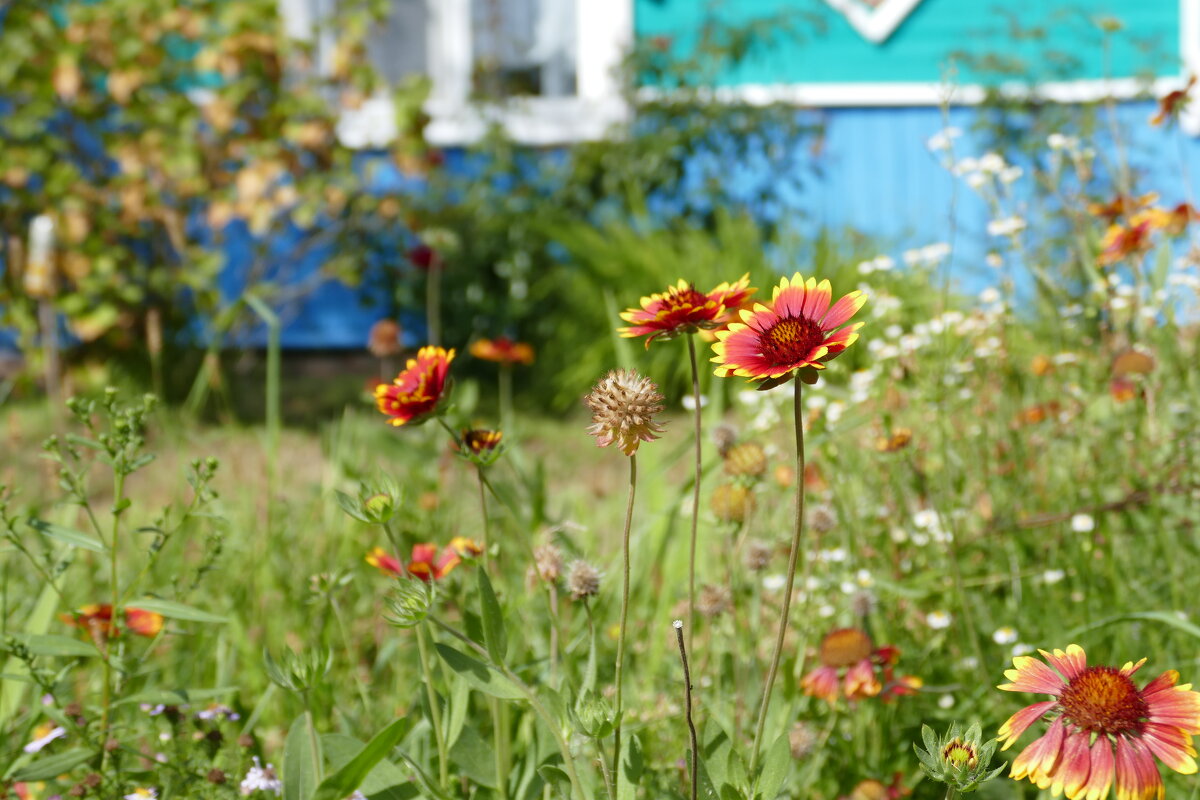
[635, 0, 1180, 85]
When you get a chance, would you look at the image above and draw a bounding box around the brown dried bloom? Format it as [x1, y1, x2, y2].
[566, 560, 601, 600]
[697, 583, 731, 618]
[809, 503, 837, 533]
[724, 442, 767, 477]
[789, 721, 817, 759]
[744, 539, 773, 571]
[584, 369, 665, 456]
[711, 423, 738, 457]
[367, 318, 402, 357]
[534, 544, 564, 583]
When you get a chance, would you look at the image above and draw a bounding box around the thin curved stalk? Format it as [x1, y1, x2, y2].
[612, 453, 637, 793]
[686, 334, 702, 654]
[749, 377, 805, 775]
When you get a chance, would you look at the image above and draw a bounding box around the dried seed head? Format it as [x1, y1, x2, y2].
[534, 544, 565, 583]
[724, 442, 767, 477]
[584, 369, 665, 456]
[789, 721, 817, 759]
[711, 423, 739, 457]
[809, 503, 837, 533]
[744, 539, 773, 571]
[566, 560, 602, 600]
[697, 584, 732, 618]
[711, 483, 754, 523]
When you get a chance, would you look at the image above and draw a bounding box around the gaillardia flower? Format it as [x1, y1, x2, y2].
[998, 644, 1200, 800]
[470, 337, 534, 365]
[460, 429, 503, 456]
[801, 628, 916, 704]
[712, 273, 865, 384]
[374, 346, 454, 427]
[584, 369, 665, 456]
[61, 604, 164, 640]
[619, 274, 755, 345]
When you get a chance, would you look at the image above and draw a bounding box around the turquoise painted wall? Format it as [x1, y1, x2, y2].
[636, 0, 1180, 85]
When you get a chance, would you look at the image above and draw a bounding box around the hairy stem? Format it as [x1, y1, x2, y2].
[612, 453, 637, 793]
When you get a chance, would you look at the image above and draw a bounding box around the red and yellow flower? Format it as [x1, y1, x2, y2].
[801, 628, 917, 704]
[367, 538, 484, 581]
[712, 273, 865, 383]
[998, 644, 1200, 800]
[459, 429, 503, 457]
[619, 274, 755, 346]
[1097, 221, 1154, 267]
[1150, 76, 1195, 127]
[469, 337, 534, 365]
[374, 346, 454, 427]
[61, 604, 163, 640]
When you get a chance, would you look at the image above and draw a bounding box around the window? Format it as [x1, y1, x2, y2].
[279, 0, 632, 147]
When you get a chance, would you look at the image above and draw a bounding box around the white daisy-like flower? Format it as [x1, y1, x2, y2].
[925, 610, 953, 630]
[1011, 642, 1034, 656]
[938, 694, 956, 709]
[762, 574, 787, 592]
[1042, 568, 1066, 584]
[124, 790, 157, 800]
[23, 724, 66, 754]
[987, 216, 1027, 237]
[926, 126, 963, 151]
[978, 152, 1006, 173]
[240, 757, 283, 796]
[1070, 513, 1095, 533]
[992, 626, 1018, 645]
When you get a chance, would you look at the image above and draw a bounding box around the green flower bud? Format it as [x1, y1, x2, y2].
[914, 722, 1006, 793]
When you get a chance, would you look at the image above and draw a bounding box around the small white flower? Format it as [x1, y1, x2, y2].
[979, 152, 1006, 173]
[857, 260, 877, 275]
[818, 604, 836, 618]
[680, 394, 708, 411]
[23, 725, 66, 754]
[1042, 568, 1066, 584]
[999, 165, 1024, 184]
[1047, 132, 1070, 150]
[762, 574, 787, 592]
[985, 252, 1004, 268]
[912, 509, 940, 530]
[926, 610, 953, 630]
[978, 287, 1002, 305]
[926, 126, 963, 151]
[874, 255, 895, 271]
[240, 757, 283, 796]
[124, 790, 157, 800]
[953, 157, 979, 175]
[938, 694, 956, 709]
[987, 216, 1027, 237]
[856, 569, 874, 587]
[992, 626, 1019, 645]
[965, 172, 988, 189]
[1012, 642, 1035, 657]
[1070, 513, 1095, 533]
[825, 402, 845, 423]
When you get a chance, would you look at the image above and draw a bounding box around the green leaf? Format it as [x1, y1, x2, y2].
[1065, 611, 1200, 641]
[753, 734, 790, 800]
[322, 734, 418, 799]
[118, 687, 238, 706]
[433, 643, 523, 700]
[12, 748, 97, 781]
[476, 566, 507, 663]
[449, 723, 497, 788]
[537, 764, 572, 799]
[445, 674, 470, 750]
[693, 750, 721, 800]
[395, 750, 453, 800]
[283, 711, 322, 800]
[4, 633, 97, 658]
[127, 598, 226, 623]
[27, 519, 104, 552]
[311, 718, 407, 800]
[617, 732, 644, 800]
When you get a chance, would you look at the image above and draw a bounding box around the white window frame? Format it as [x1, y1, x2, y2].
[331, 0, 634, 148]
[822, 0, 926, 44]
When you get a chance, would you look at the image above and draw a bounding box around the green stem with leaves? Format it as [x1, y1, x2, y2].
[415, 622, 449, 789]
[100, 469, 128, 757]
[749, 377, 805, 775]
[612, 453, 637, 792]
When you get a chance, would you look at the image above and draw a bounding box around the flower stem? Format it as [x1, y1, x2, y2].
[686, 334, 702, 655]
[944, 786, 958, 800]
[674, 621, 699, 800]
[415, 622, 450, 789]
[612, 453, 637, 793]
[100, 469, 127, 764]
[476, 465, 492, 570]
[749, 377, 805, 776]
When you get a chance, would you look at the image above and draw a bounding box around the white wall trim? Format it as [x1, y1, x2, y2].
[822, 0, 926, 44]
[1180, 0, 1200, 134]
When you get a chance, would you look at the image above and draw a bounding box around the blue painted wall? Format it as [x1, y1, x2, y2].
[636, 0, 1180, 85]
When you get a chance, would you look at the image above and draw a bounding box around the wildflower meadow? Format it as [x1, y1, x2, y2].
[3, 5, 1200, 800]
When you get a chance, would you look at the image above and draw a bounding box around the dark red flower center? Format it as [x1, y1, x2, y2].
[1059, 666, 1147, 735]
[761, 316, 825, 367]
[820, 628, 873, 668]
[661, 285, 711, 316]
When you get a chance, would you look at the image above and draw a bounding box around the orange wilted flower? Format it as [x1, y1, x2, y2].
[875, 428, 913, 452]
[712, 273, 864, 386]
[469, 337, 534, 365]
[998, 644, 1200, 800]
[619, 274, 755, 346]
[1088, 193, 1159, 224]
[374, 346, 454, 427]
[1150, 76, 1195, 127]
[801, 628, 917, 704]
[61, 604, 163, 640]
[1097, 221, 1153, 266]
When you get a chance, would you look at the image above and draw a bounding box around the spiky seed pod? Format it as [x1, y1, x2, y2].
[566, 560, 602, 600]
[711, 483, 754, 523]
[584, 369, 665, 456]
[724, 442, 767, 477]
[534, 544, 565, 583]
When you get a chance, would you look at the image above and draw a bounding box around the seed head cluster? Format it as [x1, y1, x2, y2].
[584, 369, 665, 456]
[566, 560, 602, 600]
